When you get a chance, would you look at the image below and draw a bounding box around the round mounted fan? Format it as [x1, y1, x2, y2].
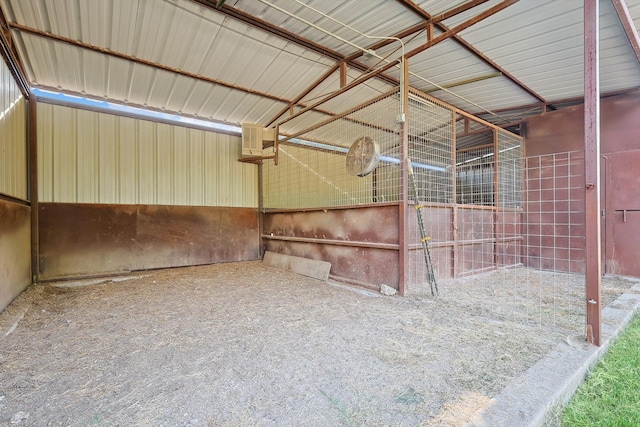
[345, 136, 380, 177]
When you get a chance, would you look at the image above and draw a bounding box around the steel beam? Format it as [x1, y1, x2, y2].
[401, 0, 518, 60]
[399, 58, 410, 296]
[396, 0, 546, 105]
[0, 7, 29, 96]
[265, 63, 340, 127]
[28, 95, 38, 282]
[611, 0, 640, 64]
[584, 0, 602, 347]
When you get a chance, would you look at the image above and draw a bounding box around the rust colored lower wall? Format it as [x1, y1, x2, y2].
[263, 205, 400, 289]
[38, 203, 260, 280]
[263, 203, 525, 290]
[0, 199, 31, 312]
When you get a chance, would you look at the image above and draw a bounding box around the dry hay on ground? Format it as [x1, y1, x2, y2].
[0, 262, 637, 426]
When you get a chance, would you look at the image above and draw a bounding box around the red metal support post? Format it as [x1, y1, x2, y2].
[398, 58, 410, 296]
[584, 0, 602, 346]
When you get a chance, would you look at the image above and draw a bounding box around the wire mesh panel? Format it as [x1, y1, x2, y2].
[454, 137, 497, 281]
[263, 90, 401, 209]
[524, 151, 585, 275]
[407, 94, 454, 204]
[445, 150, 587, 333]
[506, 150, 586, 330]
[405, 92, 455, 290]
[497, 130, 524, 209]
[456, 146, 494, 206]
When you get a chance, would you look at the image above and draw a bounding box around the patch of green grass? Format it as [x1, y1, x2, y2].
[561, 314, 640, 426]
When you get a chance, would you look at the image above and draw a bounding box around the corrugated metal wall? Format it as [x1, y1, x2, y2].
[0, 58, 27, 200]
[37, 103, 258, 207]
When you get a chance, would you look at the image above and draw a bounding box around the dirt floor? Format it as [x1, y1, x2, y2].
[0, 262, 637, 426]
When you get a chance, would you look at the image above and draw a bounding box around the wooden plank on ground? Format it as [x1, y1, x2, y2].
[263, 251, 331, 282]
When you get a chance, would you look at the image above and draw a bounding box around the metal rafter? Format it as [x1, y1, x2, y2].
[611, 0, 640, 64]
[10, 22, 376, 126]
[192, 0, 399, 87]
[402, 1, 519, 60]
[277, 2, 522, 128]
[200, 0, 516, 128]
[0, 6, 29, 97]
[267, 21, 438, 127]
[10, 22, 293, 105]
[396, 0, 547, 105]
[265, 63, 340, 127]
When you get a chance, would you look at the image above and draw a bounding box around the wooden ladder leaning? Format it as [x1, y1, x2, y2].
[406, 159, 439, 296]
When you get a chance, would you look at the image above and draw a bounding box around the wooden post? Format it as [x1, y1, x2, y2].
[584, 0, 602, 346]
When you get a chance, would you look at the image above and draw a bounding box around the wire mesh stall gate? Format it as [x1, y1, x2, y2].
[261, 82, 605, 334]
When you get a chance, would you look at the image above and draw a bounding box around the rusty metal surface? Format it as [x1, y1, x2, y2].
[600, 91, 640, 154]
[456, 207, 493, 276]
[265, 240, 398, 290]
[606, 151, 640, 209]
[610, 210, 640, 276]
[584, 0, 602, 346]
[29, 97, 39, 281]
[410, 205, 452, 242]
[136, 205, 259, 270]
[495, 210, 523, 267]
[605, 150, 640, 276]
[524, 106, 584, 157]
[263, 205, 399, 288]
[457, 207, 493, 242]
[524, 91, 640, 157]
[263, 205, 399, 244]
[0, 199, 31, 311]
[524, 91, 640, 279]
[38, 203, 260, 280]
[38, 203, 137, 279]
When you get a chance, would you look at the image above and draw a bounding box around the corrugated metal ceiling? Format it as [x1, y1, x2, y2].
[1, 0, 640, 142]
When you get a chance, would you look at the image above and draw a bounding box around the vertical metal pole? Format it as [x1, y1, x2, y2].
[28, 94, 39, 283]
[584, 0, 602, 346]
[398, 58, 409, 296]
[258, 162, 265, 259]
[339, 61, 347, 88]
[493, 129, 499, 269]
[451, 111, 459, 277]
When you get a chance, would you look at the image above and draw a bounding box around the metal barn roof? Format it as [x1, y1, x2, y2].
[1, 0, 639, 138]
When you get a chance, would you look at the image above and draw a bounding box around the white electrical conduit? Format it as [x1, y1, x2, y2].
[257, 0, 509, 123]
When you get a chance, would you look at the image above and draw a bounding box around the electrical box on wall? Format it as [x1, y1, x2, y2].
[241, 124, 277, 158]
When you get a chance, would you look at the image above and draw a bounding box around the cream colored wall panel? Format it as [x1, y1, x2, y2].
[76, 109, 98, 203]
[137, 120, 157, 205]
[203, 133, 220, 206]
[155, 124, 174, 205]
[38, 103, 54, 202]
[118, 119, 137, 203]
[37, 103, 257, 207]
[216, 136, 232, 207]
[240, 162, 258, 207]
[188, 130, 205, 206]
[98, 114, 118, 203]
[0, 58, 27, 200]
[52, 106, 77, 202]
[172, 126, 189, 206]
